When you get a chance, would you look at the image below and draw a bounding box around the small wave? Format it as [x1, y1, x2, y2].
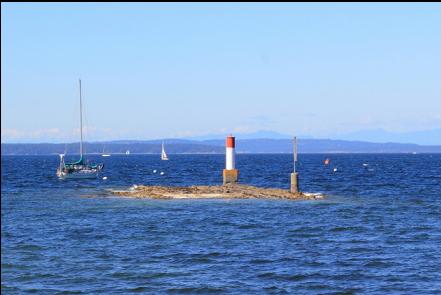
[124, 286, 152, 292]
[257, 272, 310, 282]
[363, 260, 394, 268]
[238, 224, 258, 229]
[249, 258, 273, 264]
[16, 244, 44, 251]
[330, 226, 365, 232]
[303, 192, 326, 200]
[167, 286, 225, 293]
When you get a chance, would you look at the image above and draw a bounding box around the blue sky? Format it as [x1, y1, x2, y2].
[2, 3, 441, 143]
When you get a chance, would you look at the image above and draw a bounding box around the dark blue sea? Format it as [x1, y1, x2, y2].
[2, 154, 441, 294]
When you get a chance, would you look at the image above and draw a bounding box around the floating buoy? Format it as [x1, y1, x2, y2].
[160, 172, 165, 175]
[102, 176, 108, 180]
[153, 170, 157, 173]
[362, 163, 368, 167]
[324, 158, 330, 165]
[333, 168, 338, 172]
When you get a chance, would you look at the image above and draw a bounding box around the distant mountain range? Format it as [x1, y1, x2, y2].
[2, 138, 440, 155]
[183, 128, 441, 145]
[332, 128, 441, 145]
[185, 130, 298, 140]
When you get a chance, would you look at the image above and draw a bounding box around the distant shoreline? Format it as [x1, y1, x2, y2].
[2, 152, 440, 156]
[2, 138, 441, 154]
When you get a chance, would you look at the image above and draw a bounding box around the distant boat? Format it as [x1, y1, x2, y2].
[126, 150, 130, 155]
[102, 146, 111, 157]
[57, 80, 104, 179]
[161, 141, 169, 160]
[324, 158, 330, 165]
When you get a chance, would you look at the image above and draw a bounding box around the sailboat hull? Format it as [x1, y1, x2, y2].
[57, 171, 99, 179]
[57, 167, 102, 179]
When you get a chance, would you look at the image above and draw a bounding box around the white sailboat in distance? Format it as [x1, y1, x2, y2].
[161, 141, 169, 160]
[102, 146, 111, 157]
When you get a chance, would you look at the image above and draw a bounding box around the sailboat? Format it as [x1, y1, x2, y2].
[57, 80, 104, 179]
[102, 146, 111, 157]
[161, 141, 169, 160]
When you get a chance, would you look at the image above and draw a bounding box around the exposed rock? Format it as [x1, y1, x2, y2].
[111, 183, 324, 200]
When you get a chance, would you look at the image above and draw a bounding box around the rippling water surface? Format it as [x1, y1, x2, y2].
[2, 154, 441, 293]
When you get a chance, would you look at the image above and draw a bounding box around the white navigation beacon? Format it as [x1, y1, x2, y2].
[223, 135, 238, 184]
[226, 134, 235, 170]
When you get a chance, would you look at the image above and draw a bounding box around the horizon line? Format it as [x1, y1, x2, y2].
[2, 137, 441, 147]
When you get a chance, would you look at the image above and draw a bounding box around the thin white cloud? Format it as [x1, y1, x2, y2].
[30, 128, 61, 138]
[1, 128, 25, 140]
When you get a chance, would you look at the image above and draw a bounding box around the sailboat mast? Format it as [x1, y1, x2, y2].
[79, 79, 83, 158]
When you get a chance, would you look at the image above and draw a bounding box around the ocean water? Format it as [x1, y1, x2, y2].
[2, 154, 441, 294]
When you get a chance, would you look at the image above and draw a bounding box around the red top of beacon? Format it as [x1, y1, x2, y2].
[226, 135, 235, 148]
